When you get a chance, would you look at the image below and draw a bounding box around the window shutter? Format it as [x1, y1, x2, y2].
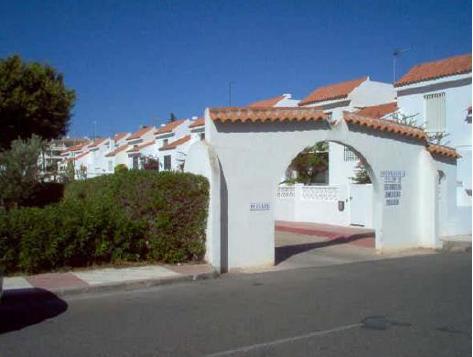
[424, 92, 446, 132]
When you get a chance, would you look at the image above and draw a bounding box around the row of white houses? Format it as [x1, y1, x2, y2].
[58, 53, 471, 212]
[60, 117, 205, 178]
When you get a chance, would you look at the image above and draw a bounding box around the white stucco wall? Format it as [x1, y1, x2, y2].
[190, 109, 453, 270]
[184, 141, 223, 271]
[274, 183, 373, 228]
[89, 140, 112, 177]
[349, 80, 396, 108]
[274, 94, 300, 107]
[328, 142, 359, 185]
[396, 74, 472, 205]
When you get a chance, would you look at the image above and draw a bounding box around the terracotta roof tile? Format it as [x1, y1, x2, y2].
[105, 144, 129, 157]
[63, 142, 90, 153]
[159, 135, 191, 151]
[395, 54, 472, 87]
[299, 77, 367, 106]
[88, 137, 107, 148]
[189, 117, 205, 128]
[71, 151, 90, 161]
[209, 107, 327, 123]
[427, 144, 461, 159]
[127, 140, 155, 153]
[355, 102, 398, 119]
[248, 95, 285, 108]
[343, 112, 427, 141]
[113, 132, 129, 142]
[127, 127, 153, 141]
[155, 120, 186, 135]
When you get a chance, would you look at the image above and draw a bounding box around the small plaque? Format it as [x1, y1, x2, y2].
[250, 202, 271, 211]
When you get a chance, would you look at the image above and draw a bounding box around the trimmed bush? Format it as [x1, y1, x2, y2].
[0, 171, 209, 274]
[114, 164, 128, 174]
[21, 182, 65, 208]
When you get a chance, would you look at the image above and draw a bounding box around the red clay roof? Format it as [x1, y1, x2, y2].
[88, 138, 107, 148]
[189, 117, 205, 128]
[395, 54, 472, 87]
[355, 102, 398, 119]
[343, 112, 427, 141]
[105, 144, 129, 157]
[72, 151, 90, 161]
[248, 95, 285, 108]
[127, 140, 155, 153]
[299, 77, 368, 106]
[63, 142, 90, 153]
[427, 144, 460, 159]
[159, 135, 191, 151]
[155, 120, 186, 135]
[209, 107, 327, 123]
[113, 132, 129, 142]
[127, 127, 153, 141]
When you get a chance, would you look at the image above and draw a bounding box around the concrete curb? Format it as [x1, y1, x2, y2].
[441, 240, 472, 253]
[4, 270, 220, 299]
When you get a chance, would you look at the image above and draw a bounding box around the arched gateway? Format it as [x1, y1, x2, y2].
[185, 107, 461, 272]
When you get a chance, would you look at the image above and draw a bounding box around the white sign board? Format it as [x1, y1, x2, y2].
[381, 170, 405, 206]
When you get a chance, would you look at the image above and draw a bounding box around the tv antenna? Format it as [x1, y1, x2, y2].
[393, 48, 410, 83]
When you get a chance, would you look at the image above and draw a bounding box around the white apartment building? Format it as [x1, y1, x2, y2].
[155, 119, 191, 171]
[124, 126, 156, 170]
[394, 53, 472, 206]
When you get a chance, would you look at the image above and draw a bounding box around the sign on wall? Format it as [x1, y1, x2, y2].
[381, 170, 405, 206]
[250, 202, 271, 211]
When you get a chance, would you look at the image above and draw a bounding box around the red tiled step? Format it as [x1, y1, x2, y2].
[275, 220, 375, 248]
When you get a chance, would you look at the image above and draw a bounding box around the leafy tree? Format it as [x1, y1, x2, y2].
[168, 113, 177, 123]
[427, 132, 450, 145]
[351, 161, 372, 184]
[287, 142, 329, 185]
[388, 111, 451, 145]
[62, 160, 76, 183]
[387, 111, 420, 127]
[0, 55, 76, 149]
[0, 135, 44, 208]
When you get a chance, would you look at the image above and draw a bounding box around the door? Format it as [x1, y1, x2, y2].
[350, 183, 373, 227]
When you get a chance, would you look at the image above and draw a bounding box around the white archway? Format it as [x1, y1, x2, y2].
[186, 107, 462, 272]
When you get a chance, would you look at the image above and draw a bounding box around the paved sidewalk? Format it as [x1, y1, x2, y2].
[3, 263, 218, 297]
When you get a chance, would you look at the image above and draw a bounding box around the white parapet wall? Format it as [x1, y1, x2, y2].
[275, 183, 373, 228]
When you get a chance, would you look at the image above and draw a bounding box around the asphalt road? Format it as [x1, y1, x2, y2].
[0, 252, 470, 356]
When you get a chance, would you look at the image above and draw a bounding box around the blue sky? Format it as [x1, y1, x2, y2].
[0, 0, 471, 137]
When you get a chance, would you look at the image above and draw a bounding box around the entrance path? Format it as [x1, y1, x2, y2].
[236, 222, 436, 274]
[275, 220, 375, 248]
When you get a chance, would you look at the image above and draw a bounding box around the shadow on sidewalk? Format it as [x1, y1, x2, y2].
[275, 232, 374, 265]
[0, 288, 68, 334]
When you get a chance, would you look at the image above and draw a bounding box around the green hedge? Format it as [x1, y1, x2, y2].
[0, 171, 209, 274]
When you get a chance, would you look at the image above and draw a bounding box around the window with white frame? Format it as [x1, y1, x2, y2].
[108, 160, 113, 172]
[343, 146, 357, 161]
[424, 92, 446, 132]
